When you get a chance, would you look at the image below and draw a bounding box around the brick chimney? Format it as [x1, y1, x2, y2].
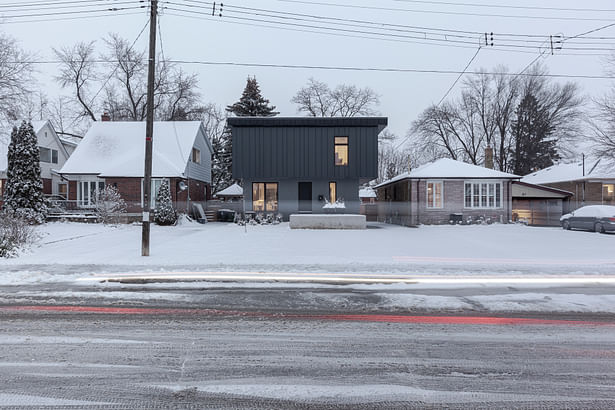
[484, 145, 494, 169]
[101, 111, 111, 122]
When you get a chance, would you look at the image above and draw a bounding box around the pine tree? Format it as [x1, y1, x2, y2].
[154, 179, 177, 225]
[511, 93, 559, 176]
[226, 77, 279, 117]
[212, 77, 278, 192]
[2, 121, 47, 224]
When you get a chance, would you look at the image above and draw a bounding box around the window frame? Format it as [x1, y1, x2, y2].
[334, 136, 348, 167]
[77, 179, 105, 208]
[464, 180, 503, 209]
[141, 178, 168, 209]
[426, 180, 444, 209]
[252, 182, 278, 212]
[191, 147, 201, 164]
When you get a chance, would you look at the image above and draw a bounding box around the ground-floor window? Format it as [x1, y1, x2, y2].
[253, 182, 278, 211]
[464, 181, 502, 209]
[58, 183, 67, 199]
[426, 181, 443, 208]
[604, 184, 614, 204]
[77, 180, 105, 207]
[329, 182, 337, 203]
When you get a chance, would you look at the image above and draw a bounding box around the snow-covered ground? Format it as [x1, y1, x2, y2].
[2, 220, 614, 272]
[2, 221, 615, 314]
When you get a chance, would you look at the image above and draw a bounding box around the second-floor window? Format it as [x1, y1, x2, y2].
[334, 137, 348, 166]
[191, 148, 201, 164]
[40, 147, 58, 164]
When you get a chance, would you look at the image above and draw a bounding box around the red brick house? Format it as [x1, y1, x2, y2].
[375, 158, 519, 226]
[58, 121, 213, 216]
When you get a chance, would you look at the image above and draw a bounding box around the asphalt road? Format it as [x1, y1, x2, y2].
[1, 305, 614, 409]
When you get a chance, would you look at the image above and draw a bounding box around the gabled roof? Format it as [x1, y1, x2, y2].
[59, 121, 208, 178]
[521, 158, 615, 184]
[375, 158, 519, 188]
[215, 183, 243, 197]
[1, 120, 67, 174]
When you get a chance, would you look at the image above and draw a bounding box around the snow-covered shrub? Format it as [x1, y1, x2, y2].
[2, 122, 47, 224]
[154, 180, 177, 225]
[94, 185, 127, 225]
[0, 211, 39, 257]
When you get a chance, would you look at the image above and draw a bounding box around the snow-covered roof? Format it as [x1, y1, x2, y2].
[216, 183, 243, 197]
[522, 158, 615, 184]
[376, 158, 519, 188]
[1, 120, 60, 173]
[59, 121, 205, 178]
[359, 187, 376, 198]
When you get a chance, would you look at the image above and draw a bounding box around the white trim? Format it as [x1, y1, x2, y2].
[464, 180, 503, 209]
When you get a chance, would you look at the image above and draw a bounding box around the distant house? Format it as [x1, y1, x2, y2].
[229, 117, 387, 219]
[0, 120, 74, 201]
[521, 158, 615, 213]
[359, 187, 377, 204]
[375, 158, 519, 225]
[58, 121, 213, 214]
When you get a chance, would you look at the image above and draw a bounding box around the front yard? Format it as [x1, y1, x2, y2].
[1, 221, 613, 275]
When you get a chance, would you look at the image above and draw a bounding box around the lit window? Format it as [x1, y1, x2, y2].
[426, 181, 443, 208]
[464, 181, 502, 209]
[191, 148, 201, 164]
[334, 137, 348, 166]
[252, 182, 278, 212]
[329, 182, 337, 203]
[0, 179, 3, 198]
[604, 184, 615, 204]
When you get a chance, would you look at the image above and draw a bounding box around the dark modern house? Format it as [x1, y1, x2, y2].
[229, 117, 387, 219]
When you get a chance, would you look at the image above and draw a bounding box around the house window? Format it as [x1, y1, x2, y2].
[334, 137, 348, 166]
[39, 147, 58, 164]
[58, 183, 67, 199]
[604, 184, 615, 204]
[329, 182, 337, 203]
[52, 150, 58, 164]
[464, 181, 502, 209]
[426, 181, 443, 209]
[191, 148, 201, 164]
[0, 179, 3, 198]
[141, 178, 166, 209]
[252, 182, 278, 212]
[77, 180, 105, 207]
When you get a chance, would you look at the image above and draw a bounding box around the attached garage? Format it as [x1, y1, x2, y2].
[512, 182, 572, 226]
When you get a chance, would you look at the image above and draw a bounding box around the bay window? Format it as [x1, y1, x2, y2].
[77, 180, 105, 207]
[464, 181, 502, 209]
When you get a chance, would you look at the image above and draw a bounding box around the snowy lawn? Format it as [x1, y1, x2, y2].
[1, 221, 614, 275]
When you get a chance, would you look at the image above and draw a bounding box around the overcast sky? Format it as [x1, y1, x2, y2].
[2, 0, 614, 148]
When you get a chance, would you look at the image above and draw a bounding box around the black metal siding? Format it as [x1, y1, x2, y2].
[232, 124, 381, 180]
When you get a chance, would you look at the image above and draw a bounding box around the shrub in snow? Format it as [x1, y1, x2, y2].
[2, 122, 47, 224]
[154, 180, 177, 225]
[94, 185, 127, 225]
[0, 211, 39, 257]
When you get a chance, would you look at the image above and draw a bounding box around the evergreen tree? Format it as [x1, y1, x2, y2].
[511, 93, 559, 176]
[154, 180, 177, 225]
[2, 121, 47, 224]
[212, 77, 278, 193]
[226, 77, 279, 117]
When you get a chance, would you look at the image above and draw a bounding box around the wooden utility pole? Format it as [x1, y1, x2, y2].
[142, 0, 158, 256]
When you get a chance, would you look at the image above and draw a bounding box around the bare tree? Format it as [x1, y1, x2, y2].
[590, 91, 615, 164]
[410, 65, 584, 172]
[53, 41, 98, 122]
[292, 78, 380, 117]
[0, 33, 35, 134]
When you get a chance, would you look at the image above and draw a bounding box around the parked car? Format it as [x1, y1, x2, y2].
[560, 205, 615, 233]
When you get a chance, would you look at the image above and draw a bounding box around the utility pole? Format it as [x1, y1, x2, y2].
[142, 0, 158, 256]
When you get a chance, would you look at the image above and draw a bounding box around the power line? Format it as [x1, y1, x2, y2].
[268, 0, 615, 22]
[392, 0, 615, 13]
[437, 46, 481, 105]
